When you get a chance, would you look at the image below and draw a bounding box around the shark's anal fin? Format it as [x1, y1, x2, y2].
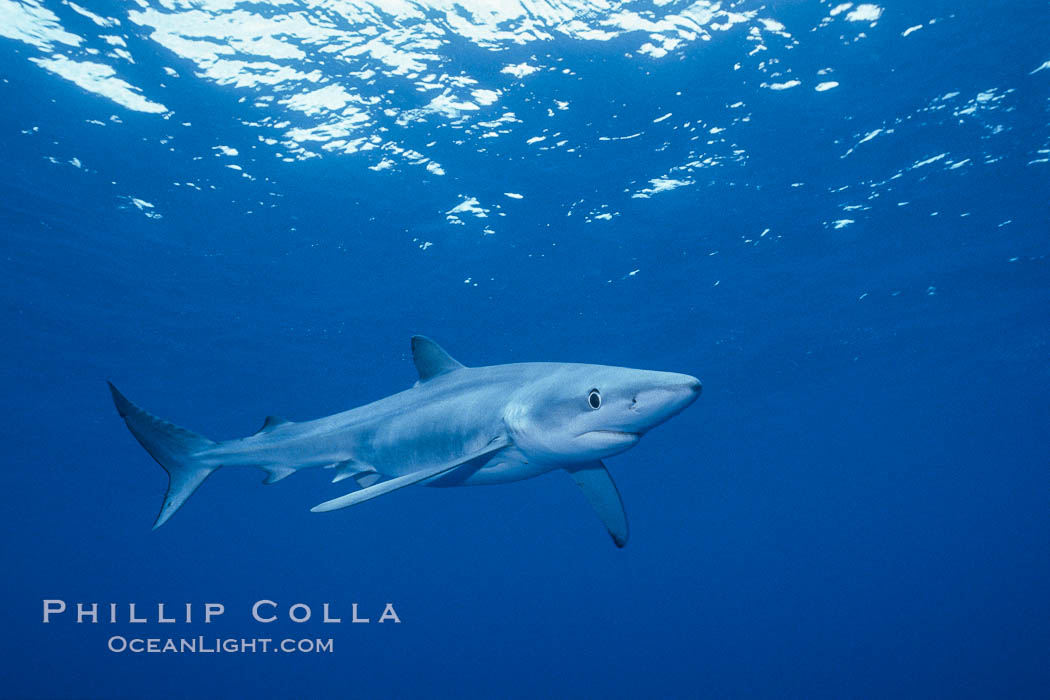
[311, 437, 507, 513]
[567, 461, 629, 548]
[411, 336, 465, 382]
[262, 466, 296, 485]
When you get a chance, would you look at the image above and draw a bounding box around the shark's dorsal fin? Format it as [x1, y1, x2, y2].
[411, 336, 465, 381]
[255, 415, 290, 434]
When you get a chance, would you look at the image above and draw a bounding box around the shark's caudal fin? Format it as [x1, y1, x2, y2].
[108, 382, 218, 530]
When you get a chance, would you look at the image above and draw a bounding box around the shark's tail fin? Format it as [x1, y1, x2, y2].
[108, 382, 219, 529]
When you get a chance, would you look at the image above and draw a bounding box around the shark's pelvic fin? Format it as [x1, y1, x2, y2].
[354, 471, 382, 488]
[326, 459, 380, 485]
[310, 438, 507, 513]
[411, 335, 465, 382]
[567, 461, 629, 548]
[329, 460, 356, 483]
[108, 382, 218, 530]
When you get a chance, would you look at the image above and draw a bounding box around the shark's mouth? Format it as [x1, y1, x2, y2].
[577, 430, 642, 446]
[575, 430, 642, 457]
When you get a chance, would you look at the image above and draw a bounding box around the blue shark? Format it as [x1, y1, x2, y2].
[109, 336, 701, 547]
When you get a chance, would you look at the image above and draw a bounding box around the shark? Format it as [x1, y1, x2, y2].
[109, 336, 701, 547]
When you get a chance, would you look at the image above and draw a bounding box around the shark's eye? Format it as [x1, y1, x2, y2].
[587, 389, 602, 410]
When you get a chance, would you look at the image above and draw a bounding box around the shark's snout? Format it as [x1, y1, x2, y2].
[632, 374, 702, 433]
[656, 374, 702, 403]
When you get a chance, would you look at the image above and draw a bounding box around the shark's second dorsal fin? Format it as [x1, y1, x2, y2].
[255, 415, 290, 434]
[411, 336, 465, 381]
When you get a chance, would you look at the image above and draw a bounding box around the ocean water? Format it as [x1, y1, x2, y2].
[2, 1, 1048, 697]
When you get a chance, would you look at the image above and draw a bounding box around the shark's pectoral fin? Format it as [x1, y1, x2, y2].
[567, 461, 629, 548]
[310, 437, 509, 513]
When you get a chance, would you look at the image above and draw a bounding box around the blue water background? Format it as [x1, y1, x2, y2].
[1, 1, 1048, 697]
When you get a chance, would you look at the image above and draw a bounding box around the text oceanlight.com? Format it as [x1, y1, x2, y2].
[107, 636, 334, 654]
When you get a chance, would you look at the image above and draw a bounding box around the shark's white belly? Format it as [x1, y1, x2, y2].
[423, 446, 555, 487]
